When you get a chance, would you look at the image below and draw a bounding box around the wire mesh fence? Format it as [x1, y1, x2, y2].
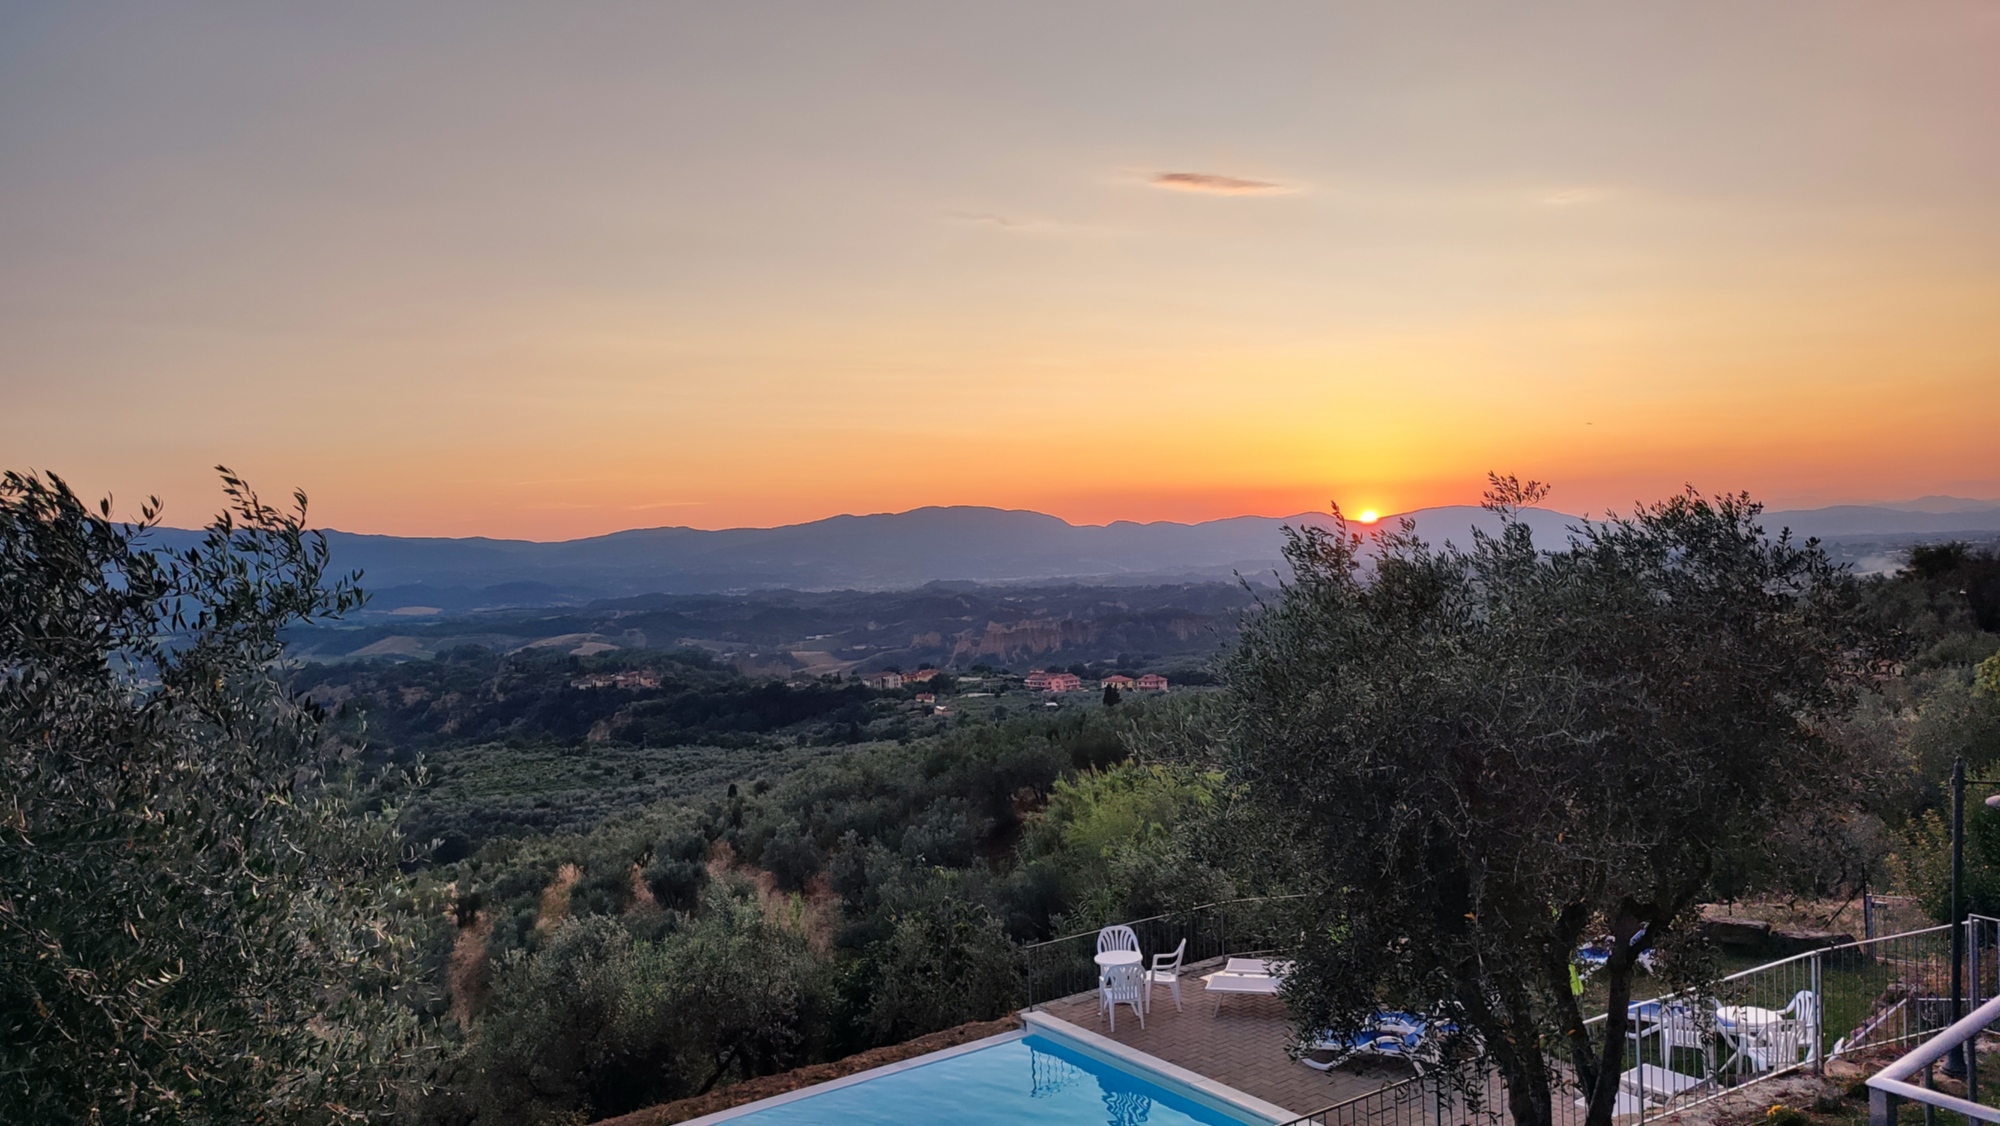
[1022, 895, 1310, 1009]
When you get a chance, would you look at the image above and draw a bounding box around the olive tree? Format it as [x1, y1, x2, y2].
[431, 881, 831, 1125]
[1224, 478, 1865, 1126]
[0, 470, 431, 1124]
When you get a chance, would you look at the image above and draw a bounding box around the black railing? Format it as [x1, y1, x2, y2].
[1021, 895, 1310, 1009]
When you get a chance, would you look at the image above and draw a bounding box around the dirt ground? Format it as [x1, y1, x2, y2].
[1699, 897, 1873, 936]
[1653, 1041, 2000, 1126]
[1660, 1068, 1869, 1126]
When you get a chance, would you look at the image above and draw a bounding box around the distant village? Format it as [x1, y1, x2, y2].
[857, 668, 1167, 692]
[571, 664, 1167, 694]
[568, 669, 662, 690]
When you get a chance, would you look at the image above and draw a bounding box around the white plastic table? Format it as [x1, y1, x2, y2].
[1715, 1006, 1784, 1072]
[1716, 1005, 1783, 1033]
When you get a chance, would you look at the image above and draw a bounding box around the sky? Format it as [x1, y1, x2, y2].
[2, 2, 1997, 540]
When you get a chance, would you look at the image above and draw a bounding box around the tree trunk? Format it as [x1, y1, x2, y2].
[1501, 1045, 1557, 1126]
[1479, 978, 1559, 1126]
[697, 1046, 739, 1095]
[1584, 964, 1632, 1126]
[1552, 954, 1598, 1095]
[1582, 952, 1636, 1126]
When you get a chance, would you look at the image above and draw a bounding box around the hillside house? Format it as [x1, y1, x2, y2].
[1046, 672, 1084, 692]
[1101, 674, 1136, 690]
[1136, 673, 1169, 691]
[571, 670, 661, 690]
[861, 672, 904, 689]
[1023, 670, 1053, 690]
[905, 668, 940, 683]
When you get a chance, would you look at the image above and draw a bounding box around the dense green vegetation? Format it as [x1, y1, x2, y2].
[1, 471, 433, 1124]
[8, 468, 1999, 1126]
[1227, 482, 1873, 1126]
[280, 610, 1251, 1122]
[404, 701, 1262, 1125]
[1849, 541, 2000, 916]
[298, 643, 1165, 853]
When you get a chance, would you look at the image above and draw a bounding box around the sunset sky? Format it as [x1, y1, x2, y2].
[3, 2, 1997, 539]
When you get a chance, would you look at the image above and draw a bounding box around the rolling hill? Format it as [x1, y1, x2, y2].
[150, 500, 2000, 610]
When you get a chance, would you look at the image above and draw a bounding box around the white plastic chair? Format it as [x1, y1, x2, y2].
[1099, 962, 1147, 1031]
[1146, 938, 1186, 1013]
[1097, 925, 1140, 956]
[1758, 990, 1820, 1068]
[1654, 1001, 1710, 1059]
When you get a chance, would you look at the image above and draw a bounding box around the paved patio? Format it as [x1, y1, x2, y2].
[1033, 957, 1417, 1116]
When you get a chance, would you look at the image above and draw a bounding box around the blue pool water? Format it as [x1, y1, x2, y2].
[712, 1033, 1269, 1126]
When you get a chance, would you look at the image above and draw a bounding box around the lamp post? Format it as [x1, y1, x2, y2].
[1942, 756, 2000, 1079]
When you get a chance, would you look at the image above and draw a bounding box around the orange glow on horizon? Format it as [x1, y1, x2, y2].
[4, 5, 1997, 541]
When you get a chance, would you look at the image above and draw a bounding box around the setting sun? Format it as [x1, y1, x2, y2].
[1357, 510, 1381, 524]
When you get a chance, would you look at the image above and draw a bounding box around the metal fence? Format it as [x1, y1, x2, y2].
[1268, 923, 1960, 1126]
[1279, 1071, 1511, 1126]
[1972, 914, 2000, 1020]
[1826, 924, 1957, 1060]
[1025, 895, 1971, 1126]
[1865, 893, 1933, 941]
[1864, 990, 2000, 1125]
[1022, 895, 1309, 1009]
[1863, 920, 2000, 1126]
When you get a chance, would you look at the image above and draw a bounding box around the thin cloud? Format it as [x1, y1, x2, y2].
[1151, 171, 1294, 196]
[939, 210, 1102, 234]
[943, 210, 1023, 228]
[1541, 187, 1608, 206]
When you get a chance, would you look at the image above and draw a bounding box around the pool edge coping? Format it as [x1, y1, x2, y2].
[675, 1027, 1029, 1126]
[1021, 1009, 1297, 1123]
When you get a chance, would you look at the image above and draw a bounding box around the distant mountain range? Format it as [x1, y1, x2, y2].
[147, 500, 2000, 610]
[1875, 495, 2000, 515]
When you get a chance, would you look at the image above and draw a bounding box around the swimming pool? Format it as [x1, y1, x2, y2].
[689, 1028, 1280, 1126]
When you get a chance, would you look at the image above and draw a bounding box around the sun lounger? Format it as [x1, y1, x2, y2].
[1567, 1065, 1706, 1119]
[1302, 1012, 1436, 1073]
[1620, 1063, 1709, 1102]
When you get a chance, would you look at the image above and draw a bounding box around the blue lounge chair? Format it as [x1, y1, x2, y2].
[1302, 1011, 1439, 1074]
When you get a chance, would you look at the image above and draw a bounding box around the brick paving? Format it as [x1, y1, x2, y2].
[1034, 958, 1414, 1116]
